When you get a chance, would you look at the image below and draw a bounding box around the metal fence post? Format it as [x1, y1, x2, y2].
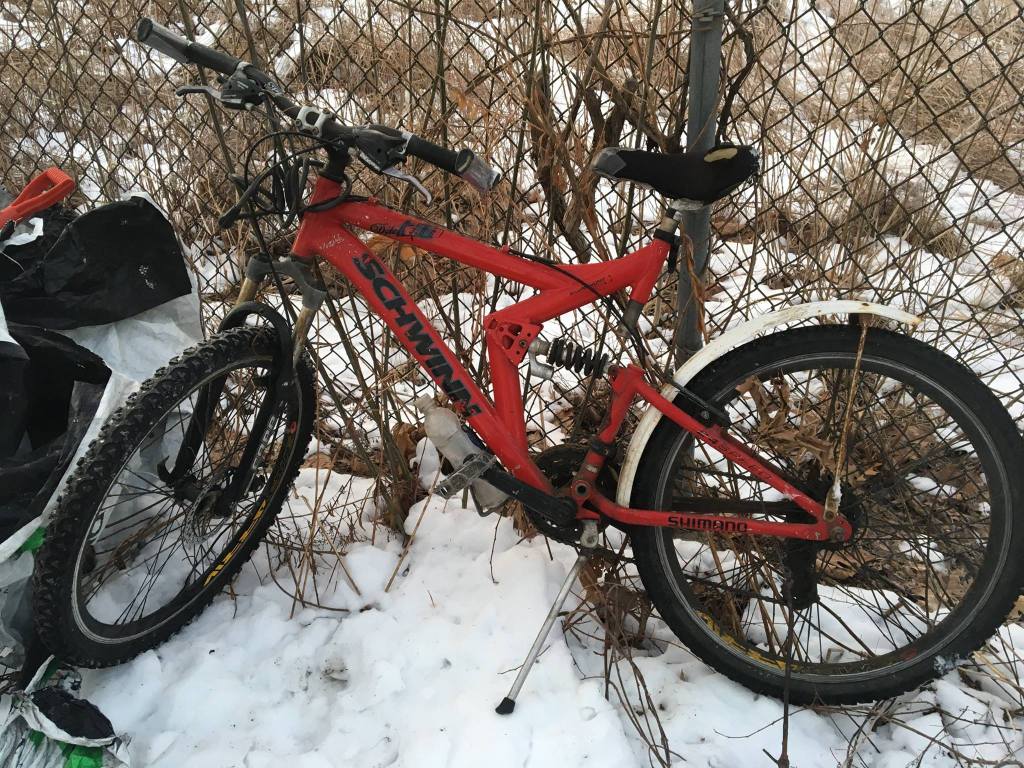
[676, 0, 726, 363]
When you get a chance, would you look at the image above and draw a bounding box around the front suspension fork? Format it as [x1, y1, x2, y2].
[160, 255, 325, 501]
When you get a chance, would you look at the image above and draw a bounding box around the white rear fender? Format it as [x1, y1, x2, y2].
[615, 301, 921, 506]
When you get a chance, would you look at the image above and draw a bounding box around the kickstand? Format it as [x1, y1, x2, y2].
[495, 555, 585, 715]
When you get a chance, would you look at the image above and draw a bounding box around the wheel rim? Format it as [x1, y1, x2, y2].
[70, 354, 300, 643]
[653, 349, 1009, 683]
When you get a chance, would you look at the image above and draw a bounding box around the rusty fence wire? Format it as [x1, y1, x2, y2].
[2, 0, 1023, 603]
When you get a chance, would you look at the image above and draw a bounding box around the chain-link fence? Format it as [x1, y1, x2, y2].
[2, 0, 1023, 597]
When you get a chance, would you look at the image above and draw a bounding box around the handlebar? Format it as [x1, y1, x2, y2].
[405, 135, 467, 175]
[137, 18, 244, 78]
[402, 136, 500, 190]
[135, 17, 501, 193]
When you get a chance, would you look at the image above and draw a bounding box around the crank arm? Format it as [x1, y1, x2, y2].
[480, 465, 576, 527]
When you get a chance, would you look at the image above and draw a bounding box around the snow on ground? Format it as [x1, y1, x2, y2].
[61, 219, 1024, 766]
[79, 488, 868, 768]
[78, 454, 1024, 768]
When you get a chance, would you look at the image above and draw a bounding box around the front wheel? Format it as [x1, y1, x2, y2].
[630, 326, 1024, 704]
[33, 326, 315, 667]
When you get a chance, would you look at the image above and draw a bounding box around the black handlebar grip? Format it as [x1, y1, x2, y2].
[136, 18, 189, 64]
[405, 135, 466, 175]
[405, 135, 500, 191]
[136, 18, 242, 77]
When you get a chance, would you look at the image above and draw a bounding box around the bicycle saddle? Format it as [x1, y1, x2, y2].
[592, 143, 758, 206]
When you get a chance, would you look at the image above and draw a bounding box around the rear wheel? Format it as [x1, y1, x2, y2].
[630, 326, 1024, 704]
[34, 326, 314, 667]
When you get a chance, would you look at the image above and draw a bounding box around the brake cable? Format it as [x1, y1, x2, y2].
[221, 132, 350, 227]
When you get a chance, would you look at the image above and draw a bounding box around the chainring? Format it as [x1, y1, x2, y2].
[530, 443, 618, 544]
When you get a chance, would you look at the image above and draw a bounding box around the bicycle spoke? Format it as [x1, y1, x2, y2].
[75, 356, 293, 628]
[661, 348, 996, 676]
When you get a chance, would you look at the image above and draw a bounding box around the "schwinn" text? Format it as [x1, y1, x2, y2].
[354, 252, 483, 416]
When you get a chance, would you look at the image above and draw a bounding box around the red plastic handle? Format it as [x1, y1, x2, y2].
[0, 167, 76, 229]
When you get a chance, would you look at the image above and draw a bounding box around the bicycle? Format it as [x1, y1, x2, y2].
[31, 18, 1024, 708]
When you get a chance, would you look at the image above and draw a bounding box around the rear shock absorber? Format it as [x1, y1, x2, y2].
[546, 337, 610, 376]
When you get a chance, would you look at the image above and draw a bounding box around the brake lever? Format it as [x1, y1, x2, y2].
[175, 84, 222, 100]
[176, 77, 262, 110]
[383, 167, 433, 206]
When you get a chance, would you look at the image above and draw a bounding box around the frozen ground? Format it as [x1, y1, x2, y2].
[78, 461, 1024, 768]
[77, 493, 828, 767]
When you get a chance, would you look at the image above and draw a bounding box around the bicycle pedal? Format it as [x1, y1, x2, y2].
[436, 453, 496, 500]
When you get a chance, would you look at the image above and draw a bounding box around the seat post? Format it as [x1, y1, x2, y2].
[657, 197, 705, 239]
[655, 209, 681, 238]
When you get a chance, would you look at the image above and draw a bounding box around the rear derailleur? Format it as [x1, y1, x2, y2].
[782, 482, 864, 611]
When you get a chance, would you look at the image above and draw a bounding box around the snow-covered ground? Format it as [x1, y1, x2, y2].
[62, 169, 1024, 768]
[78, 460, 1024, 768]
[77, 492, 824, 767]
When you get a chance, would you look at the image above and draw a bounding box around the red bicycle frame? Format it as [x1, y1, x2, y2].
[291, 175, 851, 544]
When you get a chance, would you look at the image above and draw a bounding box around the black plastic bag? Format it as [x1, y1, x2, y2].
[0, 325, 109, 543]
[1, 195, 191, 329]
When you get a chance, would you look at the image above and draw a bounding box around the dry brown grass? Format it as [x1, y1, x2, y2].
[727, 0, 1024, 277]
